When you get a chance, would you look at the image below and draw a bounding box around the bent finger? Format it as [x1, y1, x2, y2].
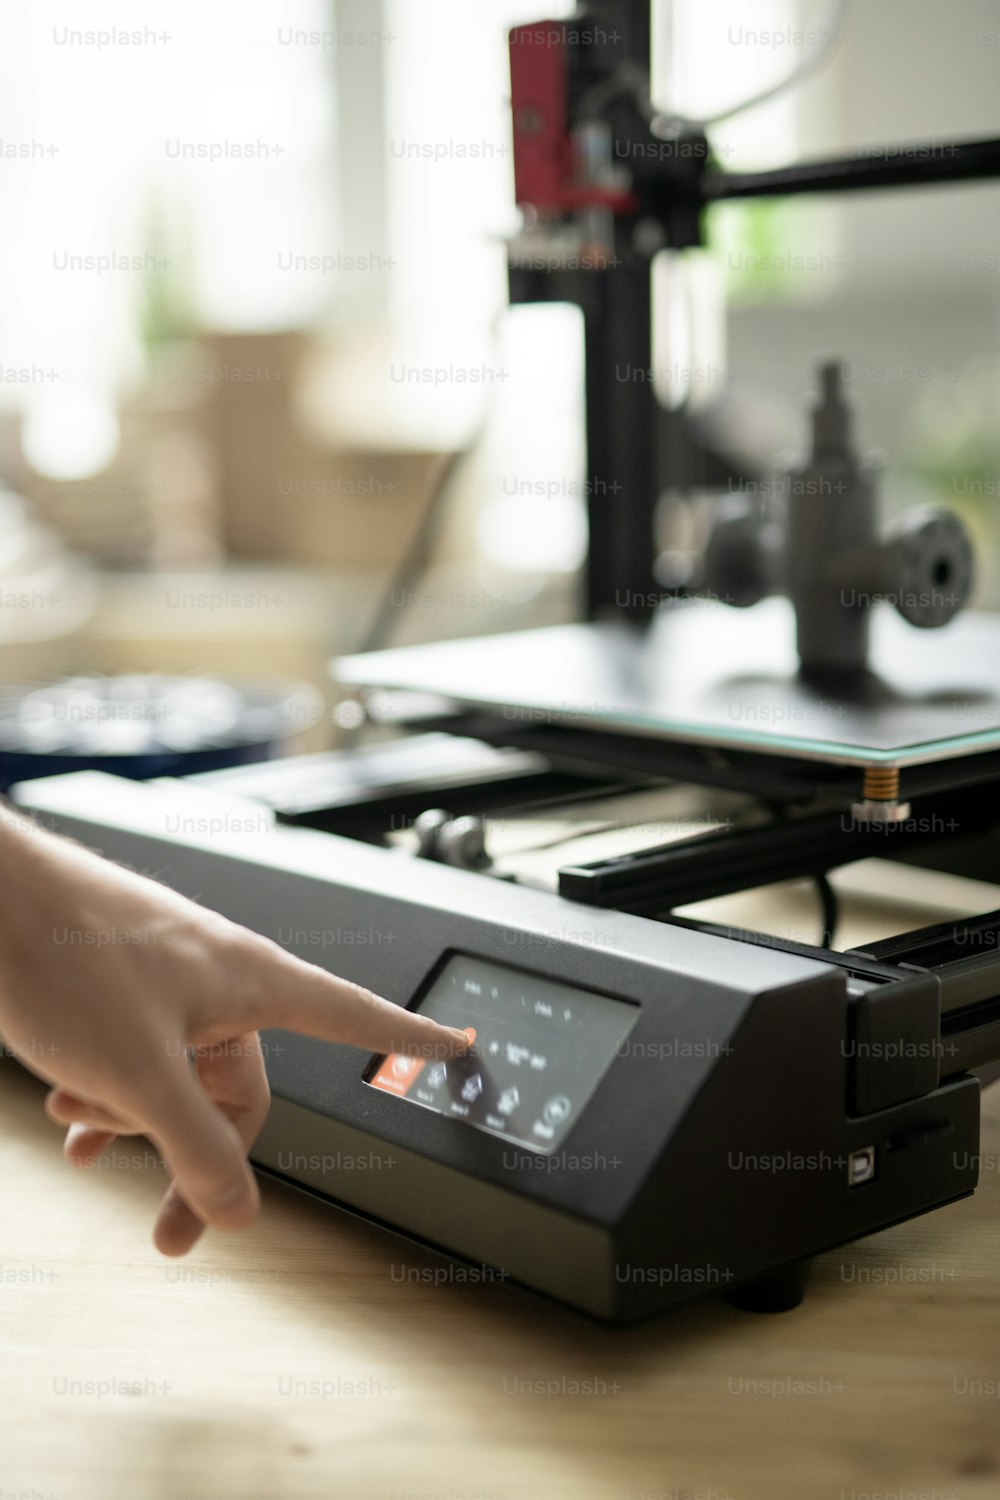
[141, 1061, 260, 1234]
[47, 1089, 138, 1135]
[154, 1035, 270, 1257]
[63, 1122, 118, 1168]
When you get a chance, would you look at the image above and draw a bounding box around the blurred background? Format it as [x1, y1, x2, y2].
[1, 0, 998, 774]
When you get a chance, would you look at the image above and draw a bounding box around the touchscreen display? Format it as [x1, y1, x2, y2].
[366, 954, 637, 1153]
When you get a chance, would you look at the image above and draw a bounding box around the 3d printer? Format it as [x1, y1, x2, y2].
[14, 3, 1000, 1322]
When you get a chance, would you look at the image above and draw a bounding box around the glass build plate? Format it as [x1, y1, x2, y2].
[367, 954, 638, 1154]
[337, 600, 1000, 769]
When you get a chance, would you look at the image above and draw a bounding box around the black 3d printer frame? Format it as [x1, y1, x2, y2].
[508, 0, 1000, 620]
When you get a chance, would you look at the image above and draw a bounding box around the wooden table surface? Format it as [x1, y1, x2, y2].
[2, 1053, 999, 1500]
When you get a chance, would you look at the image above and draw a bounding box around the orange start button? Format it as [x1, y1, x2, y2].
[370, 1027, 477, 1097]
[369, 1052, 425, 1097]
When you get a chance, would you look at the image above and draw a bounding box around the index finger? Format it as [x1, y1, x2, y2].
[243, 948, 469, 1059]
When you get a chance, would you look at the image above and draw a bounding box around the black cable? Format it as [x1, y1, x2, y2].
[815, 873, 839, 949]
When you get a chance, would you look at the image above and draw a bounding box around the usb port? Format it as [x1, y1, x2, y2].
[848, 1146, 876, 1186]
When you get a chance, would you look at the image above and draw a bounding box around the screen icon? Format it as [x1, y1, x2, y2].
[461, 1073, 484, 1103]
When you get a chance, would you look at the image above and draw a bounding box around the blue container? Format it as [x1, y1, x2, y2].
[0, 674, 325, 791]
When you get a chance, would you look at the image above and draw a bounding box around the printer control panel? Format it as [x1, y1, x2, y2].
[366, 953, 637, 1153]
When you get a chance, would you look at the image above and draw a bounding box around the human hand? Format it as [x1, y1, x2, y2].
[0, 810, 467, 1255]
